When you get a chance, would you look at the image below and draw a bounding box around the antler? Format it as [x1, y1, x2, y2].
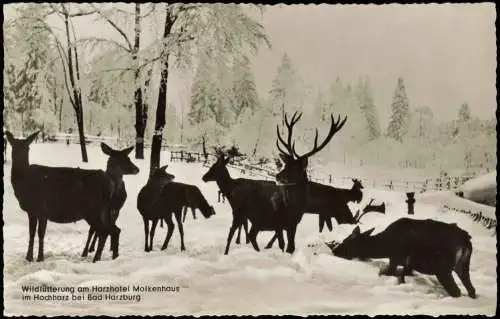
[297, 114, 347, 159]
[355, 199, 386, 223]
[276, 111, 303, 157]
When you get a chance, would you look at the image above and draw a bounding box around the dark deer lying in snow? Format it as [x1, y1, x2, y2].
[326, 218, 476, 298]
[202, 155, 284, 254]
[81, 144, 137, 258]
[275, 112, 347, 253]
[6, 131, 139, 262]
[138, 166, 215, 252]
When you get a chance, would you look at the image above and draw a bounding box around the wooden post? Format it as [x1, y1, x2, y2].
[406, 192, 415, 215]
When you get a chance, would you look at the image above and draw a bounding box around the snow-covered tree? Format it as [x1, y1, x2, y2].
[458, 102, 471, 123]
[231, 55, 260, 121]
[269, 53, 303, 119]
[357, 77, 381, 141]
[387, 77, 411, 142]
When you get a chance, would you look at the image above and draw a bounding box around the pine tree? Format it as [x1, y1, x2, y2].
[269, 53, 302, 119]
[357, 77, 381, 141]
[231, 56, 260, 121]
[458, 102, 471, 123]
[387, 77, 411, 142]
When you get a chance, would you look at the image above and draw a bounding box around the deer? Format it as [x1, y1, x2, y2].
[181, 183, 217, 223]
[137, 165, 215, 252]
[274, 111, 347, 253]
[317, 178, 364, 233]
[5, 131, 139, 263]
[81, 145, 140, 258]
[264, 179, 366, 249]
[202, 155, 285, 254]
[326, 218, 477, 299]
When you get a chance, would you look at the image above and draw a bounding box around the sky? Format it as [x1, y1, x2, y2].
[4, 3, 497, 126]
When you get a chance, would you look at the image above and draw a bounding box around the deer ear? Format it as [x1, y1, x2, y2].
[363, 228, 375, 237]
[101, 142, 115, 156]
[122, 145, 134, 155]
[5, 131, 15, 145]
[160, 165, 169, 171]
[26, 131, 40, 144]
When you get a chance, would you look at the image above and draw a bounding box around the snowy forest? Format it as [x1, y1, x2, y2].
[3, 3, 496, 176]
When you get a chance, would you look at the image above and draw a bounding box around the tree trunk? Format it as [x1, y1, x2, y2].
[76, 105, 88, 162]
[134, 78, 145, 159]
[150, 59, 169, 177]
[63, 9, 88, 162]
[133, 4, 146, 159]
[149, 7, 175, 177]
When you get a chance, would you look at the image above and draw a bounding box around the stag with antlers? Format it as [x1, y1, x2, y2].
[274, 111, 347, 253]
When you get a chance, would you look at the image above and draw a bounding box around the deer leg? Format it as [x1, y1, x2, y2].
[149, 219, 159, 251]
[265, 233, 278, 249]
[235, 224, 242, 245]
[248, 225, 260, 252]
[379, 258, 400, 276]
[224, 217, 241, 255]
[319, 215, 325, 233]
[143, 217, 150, 252]
[276, 229, 285, 252]
[161, 215, 175, 251]
[92, 228, 108, 263]
[26, 214, 38, 262]
[182, 206, 188, 223]
[436, 272, 461, 298]
[192, 207, 196, 220]
[174, 210, 186, 251]
[110, 225, 121, 259]
[36, 216, 47, 262]
[455, 248, 477, 299]
[82, 228, 94, 257]
[325, 217, 333, 232]
[89, 229, 98, 252]
[285, 225, 297, 254]
[243, 219, 250, 244]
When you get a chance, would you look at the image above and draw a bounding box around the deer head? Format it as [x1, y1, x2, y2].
[275, 112, 347, 186]
[326, 225, 375, 259]
[202, 154, 231, 182]
[5, 131, 40, 168]
[149, 165, 175, 186]
[101, 143, 140, 176]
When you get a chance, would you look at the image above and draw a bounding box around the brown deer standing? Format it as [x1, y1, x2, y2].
[275, 112, 347, 253]
[6, 131, 139, 262]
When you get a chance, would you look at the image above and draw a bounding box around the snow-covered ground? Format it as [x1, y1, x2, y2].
[3, 143, 497, 316]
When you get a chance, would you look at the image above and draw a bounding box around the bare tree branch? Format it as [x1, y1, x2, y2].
[77, 37, 131, 54]
[90, 4, 133, 52]
[141, 3, 156, 18]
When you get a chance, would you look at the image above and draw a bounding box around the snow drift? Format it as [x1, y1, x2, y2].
[457, 171, 496, 207]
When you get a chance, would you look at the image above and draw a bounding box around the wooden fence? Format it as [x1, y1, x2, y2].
[170, 150, 476, 193]
[442, 203, 496, 234]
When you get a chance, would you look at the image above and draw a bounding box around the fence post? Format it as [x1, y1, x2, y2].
[406, 192, 415, 215]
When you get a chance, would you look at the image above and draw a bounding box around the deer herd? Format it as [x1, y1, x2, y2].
[4, 111, 477, 299]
